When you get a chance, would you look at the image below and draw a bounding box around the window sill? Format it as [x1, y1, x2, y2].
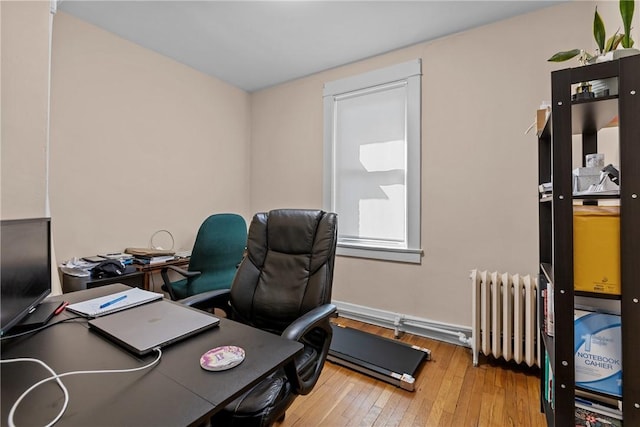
[336, 244, 422, 264]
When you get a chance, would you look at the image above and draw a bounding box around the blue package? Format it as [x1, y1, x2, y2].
[574, 310, 622, 397]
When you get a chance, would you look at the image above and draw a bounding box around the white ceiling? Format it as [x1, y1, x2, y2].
[58, 1, 562, 92]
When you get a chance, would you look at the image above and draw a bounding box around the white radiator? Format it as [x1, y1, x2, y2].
[470, 270, 539, 367]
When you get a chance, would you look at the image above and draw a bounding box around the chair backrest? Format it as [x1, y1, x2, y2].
[186, 213, 247, 294]
[229, 209, 337, 334]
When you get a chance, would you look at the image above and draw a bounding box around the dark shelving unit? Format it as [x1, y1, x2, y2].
[538, 54, 640, 426]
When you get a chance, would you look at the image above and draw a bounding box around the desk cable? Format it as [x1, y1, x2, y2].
[0, 348, 162, 427]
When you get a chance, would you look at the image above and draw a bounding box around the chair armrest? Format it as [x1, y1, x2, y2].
[160, 265, 200, 300]
[178, 289, 232, 316]
[163, 265, 199, 278]
[282, 304, 337, 342]
[282, 303, 337, 395]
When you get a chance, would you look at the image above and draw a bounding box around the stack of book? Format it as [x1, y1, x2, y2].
[98, 252, 135, 265]
[124, 247, 176, 265]
[133, 254, 175, 265]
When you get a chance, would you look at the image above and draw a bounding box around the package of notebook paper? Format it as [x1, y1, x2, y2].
[66, 287, 162, 317]
[574, 310, 622, 397]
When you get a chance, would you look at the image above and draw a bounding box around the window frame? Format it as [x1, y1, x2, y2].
[322, 59, 422, 264]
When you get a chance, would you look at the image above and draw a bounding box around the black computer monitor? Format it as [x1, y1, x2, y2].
[1, 217, 52, 336]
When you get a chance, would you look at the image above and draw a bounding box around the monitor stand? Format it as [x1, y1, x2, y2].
[12, 301, 63, 332]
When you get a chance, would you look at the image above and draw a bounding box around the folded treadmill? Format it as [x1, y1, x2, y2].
[327, 323, 431, 391]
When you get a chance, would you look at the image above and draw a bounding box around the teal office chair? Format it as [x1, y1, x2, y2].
[161, 213, 247, 301]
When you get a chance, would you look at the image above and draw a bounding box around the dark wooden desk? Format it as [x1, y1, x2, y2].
[0, 284, 303, 427]
[61, 265, 144, 292]
[135, 257, 190, 290]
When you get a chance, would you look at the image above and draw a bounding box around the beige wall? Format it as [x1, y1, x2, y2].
[1, 0, 51, 219]
[49, 12, 251, 264]
[250, 1, 615, 327]
[4, 1, 635, 326]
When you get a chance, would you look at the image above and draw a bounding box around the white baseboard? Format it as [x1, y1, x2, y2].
[333, 300, 472, 348]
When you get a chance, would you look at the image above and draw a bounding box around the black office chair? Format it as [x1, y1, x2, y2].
[182, 209, 338, 427]
[161, 213, 247, 301]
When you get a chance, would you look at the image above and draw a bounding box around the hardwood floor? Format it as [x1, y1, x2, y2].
[276, 317, 547, 427]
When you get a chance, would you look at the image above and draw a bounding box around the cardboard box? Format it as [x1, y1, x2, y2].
[574, 206, 620, 295]
[574, 310, 622, 397]
[536, 108, 550, 133]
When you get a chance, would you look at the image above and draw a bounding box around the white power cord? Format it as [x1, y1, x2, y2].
[0, 348, 162, 427]
[2, 357, 68, 427]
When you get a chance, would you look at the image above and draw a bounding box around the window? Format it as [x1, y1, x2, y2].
[323, 59, 422, 263]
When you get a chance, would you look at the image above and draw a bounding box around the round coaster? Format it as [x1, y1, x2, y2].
[200, 345, 245, 371]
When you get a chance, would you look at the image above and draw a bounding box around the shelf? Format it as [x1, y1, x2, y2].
[571, 96, 618, 134]
[540, 264, 620, 299]
[575, 385, 621, 402]
[568, 58, 620, 84]
[576, 388, 622, 409]
[574, 290, 621, 300]
[540, 55, 640, 427]
[573, 193, 620, 201]
[539, 193, 620, 203]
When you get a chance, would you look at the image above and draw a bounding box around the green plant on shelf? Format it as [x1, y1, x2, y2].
[548, 0, 635, 64]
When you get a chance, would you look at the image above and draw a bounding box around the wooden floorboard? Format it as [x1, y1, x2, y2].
[276, 317, 547, 427]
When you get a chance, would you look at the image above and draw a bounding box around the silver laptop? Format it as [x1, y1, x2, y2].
[88, 300, 219, 356]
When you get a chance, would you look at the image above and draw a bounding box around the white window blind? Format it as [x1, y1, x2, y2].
[323, 59, 422, 263]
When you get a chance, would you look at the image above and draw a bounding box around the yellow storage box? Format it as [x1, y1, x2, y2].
[573, 206, 620, 295]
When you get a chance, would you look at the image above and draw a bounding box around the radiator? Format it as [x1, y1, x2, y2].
[470, 269, 539, 367]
